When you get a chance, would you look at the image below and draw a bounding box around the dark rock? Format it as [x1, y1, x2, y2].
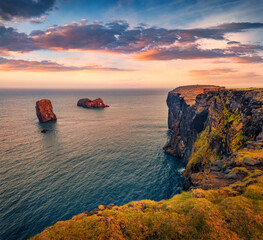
[224, 168, 232, 174]
[164, 87, 263, 163]
[41, 129, 48, 133]
[244, 158, 261, 166]
[224, 172, 237, 179]
[212, 160, 224, 168]
[84, 203, 115, 217]
[36, 99, 57, 123]
[77, 98, 109, 108]
[256, 131, 263, 140]
[230, 162, 237, 167]
[106, 203, 115, 209]
[164, 85, 263, 189]
[163, 85, 224, 163]
[210, 166, 221, 172]
[245, 180, 258, 187]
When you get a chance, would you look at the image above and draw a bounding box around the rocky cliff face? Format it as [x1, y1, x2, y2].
[36, 99, 57, 123]
[164, 85, 224, 161]
[163, 86, 263, 190]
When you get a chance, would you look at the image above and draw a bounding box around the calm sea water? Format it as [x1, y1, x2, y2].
[0, 89, 184, 240]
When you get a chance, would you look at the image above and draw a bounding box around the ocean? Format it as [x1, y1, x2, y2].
[0, 89, 184, 240]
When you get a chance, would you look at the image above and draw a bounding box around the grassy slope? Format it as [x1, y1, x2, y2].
[31, 169, 263, 240]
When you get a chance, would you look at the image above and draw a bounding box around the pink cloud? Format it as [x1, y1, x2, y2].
[0, 57, 132, 72]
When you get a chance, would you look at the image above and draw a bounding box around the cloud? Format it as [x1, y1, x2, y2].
[30, 20, 177, 53]
[0, 0, 55, 21]
[189, 68, 263, 85]
[0, 25, 38, 52]
[227, 41, 241, 45]
[216, 22, 263, 31]
[0, 57, 132, 72]
[231, 56, 263, 63]
[189, 68, 237, 77]
[31, 21, 263, 52]
[0, 20, 263, 62]
[135, 44, 235, 60]
[30, 16, 47, 24]
[226, 44, 263, 53]
[135, 42, 263, 62]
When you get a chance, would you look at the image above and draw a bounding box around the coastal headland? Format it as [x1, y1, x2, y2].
[31, 86, 263, 240]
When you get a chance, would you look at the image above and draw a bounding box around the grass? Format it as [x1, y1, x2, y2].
[30, 171, 263, 240]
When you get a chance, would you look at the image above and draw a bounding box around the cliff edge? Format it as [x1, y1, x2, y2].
[163, 85, 263, 190]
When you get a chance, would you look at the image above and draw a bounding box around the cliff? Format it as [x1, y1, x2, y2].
[30, 87, 263, 240]
[163, 85, 263, 190]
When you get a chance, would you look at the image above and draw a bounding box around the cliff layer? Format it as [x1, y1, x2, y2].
[163, 85, 263, 189]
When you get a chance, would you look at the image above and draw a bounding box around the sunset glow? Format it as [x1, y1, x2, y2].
[0, 0, 263, 88]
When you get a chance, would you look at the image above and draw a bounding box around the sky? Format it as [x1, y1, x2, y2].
[0, 0, 263, 89]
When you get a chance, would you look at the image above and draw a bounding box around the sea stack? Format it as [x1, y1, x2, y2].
[36, 99, 57, 123]
[77, 98, 109, 108]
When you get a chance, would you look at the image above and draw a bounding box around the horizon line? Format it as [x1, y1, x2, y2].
[0, 87, 173, 91]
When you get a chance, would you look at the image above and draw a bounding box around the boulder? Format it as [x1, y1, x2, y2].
[244, 158, 261, 166]
[210, 166, 221, 172]
[77, 98, 109, 108]
[224, 172, 237, 179]
[36, 99, 57, 123]
[41, 129, 48, 133]
[98, 205, 105, 210]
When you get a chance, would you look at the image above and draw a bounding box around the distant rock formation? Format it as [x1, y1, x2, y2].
[77, 98, 109, 108]
[36, 99, 57, 123]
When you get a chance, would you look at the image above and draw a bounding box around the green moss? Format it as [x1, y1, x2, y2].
[187, 101, 252, 174]
[231, 131, 249, 152]
[223, 107, 241, 125]
[188, 127, 217, 169]
[232, 167, 250, 175]
[235, 150, 263, 165]
[244, 185, 263, 200]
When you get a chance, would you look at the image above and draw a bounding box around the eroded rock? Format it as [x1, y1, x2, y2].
[36, 99, 57, 123]
[244, 158, 261, 166]
[224, 172, 237, 179]
[77, 98, 109, 108]
[164, 86, 263, 190]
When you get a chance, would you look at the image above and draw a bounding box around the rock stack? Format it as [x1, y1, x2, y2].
[77, 98, 109, 108]
[36, 99, 57, 123]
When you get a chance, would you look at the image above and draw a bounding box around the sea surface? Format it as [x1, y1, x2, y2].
[0, 89, 184, 240]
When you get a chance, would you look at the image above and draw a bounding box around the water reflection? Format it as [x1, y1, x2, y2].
[37, 121, 57, 133]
